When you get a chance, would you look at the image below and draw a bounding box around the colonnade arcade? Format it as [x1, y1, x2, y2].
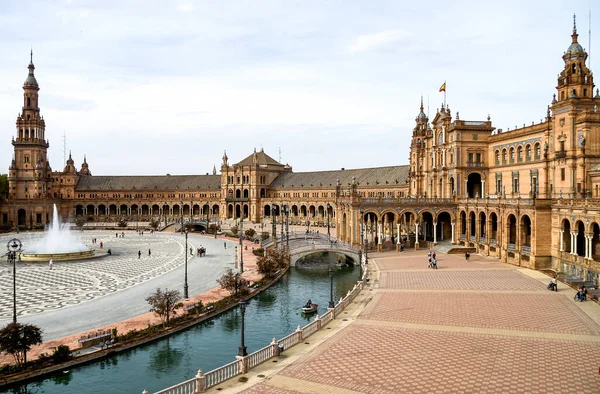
[262, 203, 335, 225]
[559, 219, 600, 261]
[74, 203, 220, 221]
[336, 207, 456, 247]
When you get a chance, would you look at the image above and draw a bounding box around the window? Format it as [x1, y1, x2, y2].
[517, 146, 523, 162]
[526, 145, 531, 161]
[534, 143, 541, 160]
[495, 151, 500, 165]
[502, 149, 507, 164]
[509, 148, 515, 163]
[24, 156, 30, 163]
[561, 168, 565, 181]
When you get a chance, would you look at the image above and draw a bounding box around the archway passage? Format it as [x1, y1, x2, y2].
[18, 209, 26, 226]
[508, 215, 517, 245]
[490, 213, 498, 242]
[264, 205, 271, 217]
[562, 220, 571, 252]
[521, 215, 532, 248]
[436, 211, 452, 242]
[592, 223, 600, 261]
[469, 211, 476, 238]
[467, 173, 482, 198]
[422, 212, 434, 242]
[460, 211, 467, 237]
[576, 221, 585, 257]
[76, 205, 84, 216]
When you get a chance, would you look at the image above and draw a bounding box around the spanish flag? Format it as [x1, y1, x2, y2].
[439, 82, 446, 92]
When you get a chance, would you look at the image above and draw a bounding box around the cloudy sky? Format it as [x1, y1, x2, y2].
[0, 0, 597, 175]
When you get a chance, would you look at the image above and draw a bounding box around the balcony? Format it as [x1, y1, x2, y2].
[225, 197, 248, 202]
[555, 151, 567, 159]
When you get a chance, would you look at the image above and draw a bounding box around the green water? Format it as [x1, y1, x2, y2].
[1, 253, 359, 394]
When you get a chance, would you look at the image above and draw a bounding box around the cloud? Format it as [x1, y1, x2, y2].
[176, 2, 194, 12]
[348, 29, 412, 54]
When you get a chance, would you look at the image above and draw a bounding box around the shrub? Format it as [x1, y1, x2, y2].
[252, 247, 264, 256]
[51, 345, 73, 363]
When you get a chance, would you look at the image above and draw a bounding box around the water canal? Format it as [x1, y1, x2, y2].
[2, 253, 359, 394]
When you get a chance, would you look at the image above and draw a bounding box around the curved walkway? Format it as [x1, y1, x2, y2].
[211, 249, 600, 393]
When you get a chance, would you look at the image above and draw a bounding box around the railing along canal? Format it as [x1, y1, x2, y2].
[147, 265, 367, 394]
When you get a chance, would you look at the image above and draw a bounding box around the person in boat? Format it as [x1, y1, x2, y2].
[305, 299, 312, 308]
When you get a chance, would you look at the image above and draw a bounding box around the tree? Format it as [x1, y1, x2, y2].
[0, 174, 8, 199]
[75, 216, 88, 230]
[150, 219, 160, 230]
[0, 322, 43, 367]
[208, 224, 219, 234]
[230, 225, 238, 236]
[146, 288, 183, 326]
[257, 248, 288, 279]
[260, 232, 270, 241]
[245, 228, 256, 239]
[217, 268, 248, 297]
[118, 217, 128, 228]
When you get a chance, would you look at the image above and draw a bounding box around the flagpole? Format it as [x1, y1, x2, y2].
[444, 80, 446, 108]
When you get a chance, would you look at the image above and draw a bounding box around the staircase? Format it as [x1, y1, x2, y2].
[433, 241, 476, 255]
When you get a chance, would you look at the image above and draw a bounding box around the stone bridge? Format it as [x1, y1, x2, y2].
[263, 233, 361, 267]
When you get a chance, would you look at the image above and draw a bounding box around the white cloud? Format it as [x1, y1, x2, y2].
[176, 2, 194, 12]
[347, 29, 412, 54]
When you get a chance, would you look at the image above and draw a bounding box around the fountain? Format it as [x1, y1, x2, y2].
[21, 204, 98, 262]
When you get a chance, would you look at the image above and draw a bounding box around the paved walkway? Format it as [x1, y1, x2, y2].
[0, 231, 261, 366]
[211, 248, 600, 393]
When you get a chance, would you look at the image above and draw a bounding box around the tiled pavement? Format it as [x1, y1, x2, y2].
[217, 249, 600, 394]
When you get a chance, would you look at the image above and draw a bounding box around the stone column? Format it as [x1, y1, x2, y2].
[465, 180, 469, 197]
[451, 221, 455, 244]
[481, 180, 485, 198]
[433, 222, 437, 244]
[396, 223, 401, 252]
[570, 232, 576, 255]
[586, 235, 592, 259]
[559, 229, 564, 252]
[415, 223, 420, 250]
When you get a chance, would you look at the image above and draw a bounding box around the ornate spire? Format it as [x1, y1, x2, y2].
[212, 165, 216, 175]
[23, 49, 39, 89]
[573, 13, 577, 34]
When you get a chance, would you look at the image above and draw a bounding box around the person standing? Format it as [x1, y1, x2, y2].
[138, 250, 141, 259]
[148, 249, 151, 257]
[49, 258, 53, 270]
[224, 241, 227, 249]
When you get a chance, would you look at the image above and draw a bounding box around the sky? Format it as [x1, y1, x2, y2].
[0, 0, 598, 175]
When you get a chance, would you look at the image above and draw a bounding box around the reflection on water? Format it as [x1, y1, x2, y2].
[1, 253, 358, 394]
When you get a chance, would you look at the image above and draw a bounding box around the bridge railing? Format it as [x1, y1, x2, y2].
[148, 277, 366, 394]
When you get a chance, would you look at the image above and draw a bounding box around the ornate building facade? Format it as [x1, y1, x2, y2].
[1, 18, 599, 283]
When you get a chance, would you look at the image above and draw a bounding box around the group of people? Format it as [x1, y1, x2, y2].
[115, 232, 125, 238]
[91, 238, 103, 248]
[575, 285, 588, 302]
[427, 251, 437, 269]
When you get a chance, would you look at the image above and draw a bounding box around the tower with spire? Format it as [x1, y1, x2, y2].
[9, 51, 52, 203]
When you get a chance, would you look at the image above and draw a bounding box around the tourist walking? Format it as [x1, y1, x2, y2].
[100, 241, 103, 249]
[49, 258, 53, 270]
[224, 242, 226, 249]
[148, 249, 151, 257]
[465, 252, 470, 261]
[138, 250, 141, 259]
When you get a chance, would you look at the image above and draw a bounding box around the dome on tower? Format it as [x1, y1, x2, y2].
[566, 42, 584, 55]
[23, 51, 39, 89]
[415, 96, 427, 122]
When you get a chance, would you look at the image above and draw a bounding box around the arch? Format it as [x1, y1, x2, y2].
[466, 172, 482, 198]
[182, 204, 190, 216]
[318, 205, 325, 218]
[131, 204, 139, 215]
[460, 211, 467, 236]
[141, 204, 150, 215]
[508, 214, 517, 245]
[490, 212, 498, 242]
[272, 204, 280, 217]
[75, 205, 84, 216]
[264, 205, 271, 217]
[421, 211, 434, 242]
[212, 204, 219, 216]
[260, 188, 266, 198]
[591, 222, 600, 261]
[561, 219, 572, 253]
[202, 204, 210, 215]
[235, 189, 241, 198]
[449, 177, 455, 195]
[436, 211, 453, 242]
[109, 204, 117, 215]
[228, 204, 234, 219]
[120, 204, 128, 215]
[509, 147, 515, 163]
[17, 209, 26, 226]
[534, 142, 541, 160]
[98, 204, 107, 215]
[243, 204, 249, 218]
[300, 205, 307, 217]
[520, 215, 531, 248]
[172, 205, 180, 216]
[576, 220, 585, 257]
[495, 150, 500, 165]
[479, 211, 486, 239]
[291, 205, 298, 217]
[525, 144, 532, 161]
[502, 148, 507, 164]
[86, 204, 95, 215]
[469, 211, 476, 238]
[382, 211, 397, 243]
[192, 204, 200, 216]
[152, 204, 160, 215]
[309, 205, 316, 217]
[161, 204, 169, 216]
[235, 204, 241, 219]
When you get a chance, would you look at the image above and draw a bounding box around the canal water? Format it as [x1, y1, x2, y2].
[2, 253, 359, 394]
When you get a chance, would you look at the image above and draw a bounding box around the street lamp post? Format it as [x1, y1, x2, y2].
[6, 238, 22, 323]
[238, 299, 248, 357]
[285, 205, 289, 250]
[184, 229, 189, 299]
[328, 265, 335, 308]
[239, 216, 244, 272]
[271, 204, 276, 247]
[280, 207, 284, 249]
[326, 204, 331, 241]
[180, 202, 184, 234]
